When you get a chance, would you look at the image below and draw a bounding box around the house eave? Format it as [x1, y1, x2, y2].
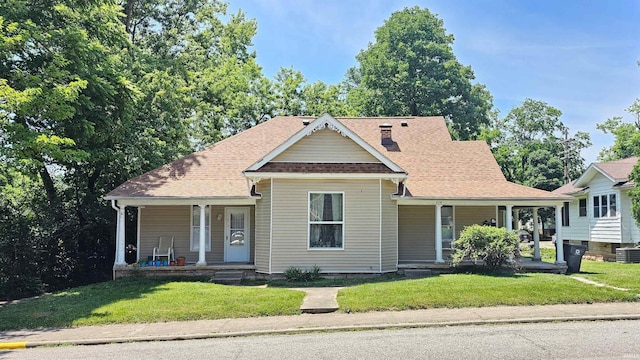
[393, 196, 571, 206]
[104, 196, 258, 206]
[243, 172, 408, 180]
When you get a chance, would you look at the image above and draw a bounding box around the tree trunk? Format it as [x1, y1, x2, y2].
[123, 0, 135, 34]
[38, 164, 64, 222]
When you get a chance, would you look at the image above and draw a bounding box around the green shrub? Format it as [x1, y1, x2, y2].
[452, 225, 520, 270]
[284, 266, 323, 282]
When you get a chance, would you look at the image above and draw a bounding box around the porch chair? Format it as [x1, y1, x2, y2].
[153, 236, 175, 263]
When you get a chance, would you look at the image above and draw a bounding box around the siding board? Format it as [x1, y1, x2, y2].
[454, 206, 496, 238]
[255, 180, 271, 273]
[398, 205, 435, 261]
[272, 128, 379, 163]
[139, 205, 255, 265]
[381, 180, 398, 271]
[270, 179, 381, 273]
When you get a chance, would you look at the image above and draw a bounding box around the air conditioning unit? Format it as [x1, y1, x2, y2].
[615, 248, 640, 263]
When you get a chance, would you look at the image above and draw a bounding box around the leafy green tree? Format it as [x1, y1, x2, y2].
[597, 99, 640, 161]
[122, 0, 268, 146]
[481, 99, 590, 186]
[270, 67, 353, 117]
[596, 98, 640, 228]
[347, 6, 493, 139]
[480, 99, 591, 231]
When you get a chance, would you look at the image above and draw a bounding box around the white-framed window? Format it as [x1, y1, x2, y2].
[578, 198, 587, 217]
[308, 192, 344, 249]
[562, 202, 570, 226]
[441, 206, 454, 246]
[190, 205, 211, 251]
[593, 194, 617, 218]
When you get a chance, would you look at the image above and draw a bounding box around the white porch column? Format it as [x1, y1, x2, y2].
[197, 204, 207, 266]
[555, 205, 566, 264]
[115, 205, 127, 266]
[532, 207, 541, 261]
[435, 203, 444, 263]
[505, 205, 513, 231]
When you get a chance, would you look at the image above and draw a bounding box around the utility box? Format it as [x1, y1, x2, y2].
[616, 248, 640, 264]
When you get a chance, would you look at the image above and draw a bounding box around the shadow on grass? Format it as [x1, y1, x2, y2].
[0, 276, 210, 334]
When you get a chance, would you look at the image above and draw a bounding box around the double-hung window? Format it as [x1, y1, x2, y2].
[309, 192, 344, 249]
[578, 198, 587, 217]
[191, 205, 211, 251]
[593, 194, 617, 218]
[562, 202, 570, 226]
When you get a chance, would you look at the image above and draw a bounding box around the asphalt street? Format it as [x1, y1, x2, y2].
[4, 319, 639, 360]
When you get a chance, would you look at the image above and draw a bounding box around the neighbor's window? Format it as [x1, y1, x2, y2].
[562, 202, 570, 227]
[578, 198, 587, 217]
[191, 205, 211, 251]
[593, 194, 617, 218]
[309, 192, 344, 249]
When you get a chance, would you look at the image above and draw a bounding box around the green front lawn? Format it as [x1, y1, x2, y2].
[577, 261, 640, 293]
[337, 273, 638, 313]
[0, 277, 305, 331]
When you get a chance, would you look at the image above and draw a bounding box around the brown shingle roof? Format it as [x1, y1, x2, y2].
[594, 157, 639, 185]
[106, 116, 570, 200]
[552, 180, 585, 195]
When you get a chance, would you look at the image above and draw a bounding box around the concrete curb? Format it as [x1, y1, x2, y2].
[5, 314, 640, 349]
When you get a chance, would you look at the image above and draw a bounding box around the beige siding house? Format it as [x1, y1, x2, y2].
[553, 157, 639, 260]
[106, 114, 573, 277]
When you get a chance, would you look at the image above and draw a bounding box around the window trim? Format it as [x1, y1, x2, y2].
[441, 205, 455, 248]
[592, 193, 618, 219]
[308, 191, 345, 251]
[578, 198, 587, 217]
[561, 202, 570, 227]
[190, 205, 211, 252]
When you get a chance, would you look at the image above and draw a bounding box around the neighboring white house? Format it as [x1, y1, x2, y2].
[553, 157, 640, 260]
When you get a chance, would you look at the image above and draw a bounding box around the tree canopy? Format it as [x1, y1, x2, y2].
[346, 6, 493, 140]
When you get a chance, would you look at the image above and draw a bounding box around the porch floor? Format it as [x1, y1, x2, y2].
[398, 258, 567, 274]
[113, 263, 257, 279]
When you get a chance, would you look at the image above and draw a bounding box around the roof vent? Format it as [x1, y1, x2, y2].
[401, 121, 408, 127]
[379, 123, 393, 145]
[302, 119, 310, 126]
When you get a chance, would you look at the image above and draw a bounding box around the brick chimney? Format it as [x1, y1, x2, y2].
[379, 123, 393, 145]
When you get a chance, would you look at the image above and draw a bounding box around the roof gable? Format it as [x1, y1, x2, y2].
[244, 114, 406, 173]
[574, 157, 639, 188]
[271, 128, 380, 163]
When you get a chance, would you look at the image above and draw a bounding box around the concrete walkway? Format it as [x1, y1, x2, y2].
[294, 287, 342, 314]
[1, 302, 639, 349]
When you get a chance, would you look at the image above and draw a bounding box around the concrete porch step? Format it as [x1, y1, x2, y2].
[212, 271, 244, 285]
[403, 269, 433, 278]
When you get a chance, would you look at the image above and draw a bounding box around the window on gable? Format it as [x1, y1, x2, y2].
[578, 198, 587, 217]
[562, 202, 570, 227]
[191, 205, 211, 251]
[309, 192, 344, 249]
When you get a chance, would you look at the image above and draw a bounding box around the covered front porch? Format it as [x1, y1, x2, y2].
[111, 198, 257, 279]
[396, 199, 569, 270]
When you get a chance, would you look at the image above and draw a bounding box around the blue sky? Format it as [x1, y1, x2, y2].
[228, 0, 640, 163]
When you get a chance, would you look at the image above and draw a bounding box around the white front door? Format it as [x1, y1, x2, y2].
[224, 207, 250, 262]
